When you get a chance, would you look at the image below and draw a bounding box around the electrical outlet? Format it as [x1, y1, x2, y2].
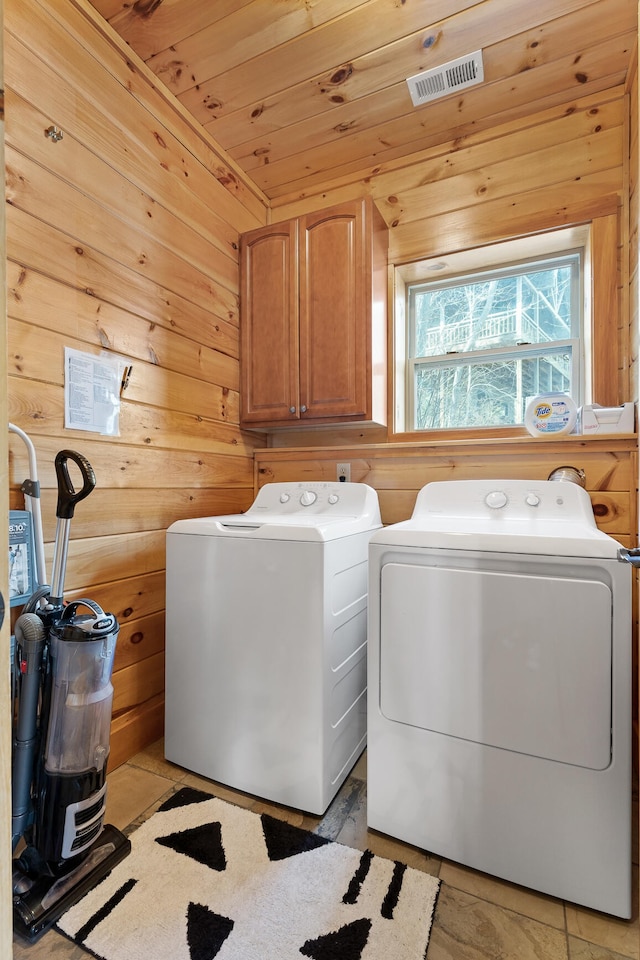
[336, 462, 351, 482]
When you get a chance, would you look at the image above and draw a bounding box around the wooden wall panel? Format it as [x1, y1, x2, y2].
[629, 53, 639, 407]
[6, 252, 239, 363]
[9, 486, 252, 542]
[230, 29, 633, 198]
[0, 0, 11, 944]
[5, 0, 266, 766]
[7, 208, 239, 348]
[109, 694, 165, 772]
[591, 213, 624, 407]
[9, 0, 266, 230]
[114, 611, 165, 673]
[6, 147, 240, 320]
[112, 652, 165, 717]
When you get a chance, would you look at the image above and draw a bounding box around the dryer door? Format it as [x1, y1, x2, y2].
[379, 558, 612, 769]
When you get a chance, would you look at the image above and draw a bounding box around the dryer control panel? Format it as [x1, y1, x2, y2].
[413, 478, 597, 526]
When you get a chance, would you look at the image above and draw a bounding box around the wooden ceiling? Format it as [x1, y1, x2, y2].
[87, 0, 635, 203]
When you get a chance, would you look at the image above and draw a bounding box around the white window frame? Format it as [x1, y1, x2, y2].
[393, 225, 591, 436]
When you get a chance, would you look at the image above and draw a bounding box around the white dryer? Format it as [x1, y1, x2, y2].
[165, 481, 381, 815]
[367, 479, 631, 917]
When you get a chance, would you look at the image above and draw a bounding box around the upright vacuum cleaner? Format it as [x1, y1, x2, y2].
[11, 435, 130, 943]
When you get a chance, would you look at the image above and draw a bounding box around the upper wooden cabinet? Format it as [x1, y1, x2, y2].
[240, 198, 388, 428]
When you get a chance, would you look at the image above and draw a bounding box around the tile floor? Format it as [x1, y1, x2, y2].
[13, 739, 640, 960]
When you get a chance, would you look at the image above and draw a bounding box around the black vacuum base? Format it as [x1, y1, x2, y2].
[13, 823, 131, 944]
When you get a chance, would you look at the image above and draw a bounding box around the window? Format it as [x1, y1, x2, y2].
[396, 227, 590, 434]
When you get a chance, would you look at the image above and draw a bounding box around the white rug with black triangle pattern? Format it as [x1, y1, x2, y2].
[56, 786, 440, 960]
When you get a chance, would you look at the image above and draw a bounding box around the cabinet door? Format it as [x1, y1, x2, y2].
[240, 221, 300, 423]
[299, 200, 368, 420]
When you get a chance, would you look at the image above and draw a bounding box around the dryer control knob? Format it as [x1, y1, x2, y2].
[300, 490, 317, 506]
[525, 493, 540, 507]
[279, 493, 290, 503]
[485, 490, 508, 509]
[328, 494, 339, 505]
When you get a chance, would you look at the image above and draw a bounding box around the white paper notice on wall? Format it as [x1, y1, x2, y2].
[64, 347, 122, 436]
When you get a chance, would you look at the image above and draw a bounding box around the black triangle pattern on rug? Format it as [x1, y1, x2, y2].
[186, 902, 234, 960]
[156, 821, 227, 871]
[158, 786, 214, 813]
[300, 918, 372, 960]
[261, 813, 332, 861]
[55, 790, 440, 960]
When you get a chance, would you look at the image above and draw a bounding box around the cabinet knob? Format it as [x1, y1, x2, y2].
[300, 405, 307, 414]
[289, 406, 296, 414]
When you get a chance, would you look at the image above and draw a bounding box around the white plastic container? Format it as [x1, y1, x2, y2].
[524, 393, 578, 437]
[578, 403, 634, 435]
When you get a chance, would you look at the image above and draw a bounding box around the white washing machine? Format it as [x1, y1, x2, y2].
[165, 481, 381, 815]
[367, 478, 632, 918]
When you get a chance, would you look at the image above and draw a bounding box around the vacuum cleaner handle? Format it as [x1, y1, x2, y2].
[55, 450, 96, 519]
[49, 451, 96, 607]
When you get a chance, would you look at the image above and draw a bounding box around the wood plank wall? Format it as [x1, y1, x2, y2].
[5, 0, 267, 768]
[0, 0, 12, 949]
[630, 49, 639, 401]
[273, 87, 626, 253]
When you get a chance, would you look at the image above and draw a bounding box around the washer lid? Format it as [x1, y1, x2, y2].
[370, 479, 621, 558]
[167, 481, 382, 541]
[170, 515, 373, 541]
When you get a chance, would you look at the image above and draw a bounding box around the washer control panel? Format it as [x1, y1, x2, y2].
[247, 481, 380, 522]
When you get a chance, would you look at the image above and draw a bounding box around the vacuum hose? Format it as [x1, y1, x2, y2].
[11, 613, 46, 850]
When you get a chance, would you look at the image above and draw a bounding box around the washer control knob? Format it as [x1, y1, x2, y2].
[279, 493, 290, 504]
[485, 490, 508, 509]
[328, 494, 339, 505]
[525, 493, 540, 507]
[300, 490, 317, 507]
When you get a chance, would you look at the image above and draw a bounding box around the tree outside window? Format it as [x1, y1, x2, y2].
[408, 255, 580, 430]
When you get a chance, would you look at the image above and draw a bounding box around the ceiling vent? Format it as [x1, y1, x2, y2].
[406, 49, 484, 107]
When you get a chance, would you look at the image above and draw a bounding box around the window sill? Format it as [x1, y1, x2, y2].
[256, 431, 637, 459]
[388, 428, 637, 448]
